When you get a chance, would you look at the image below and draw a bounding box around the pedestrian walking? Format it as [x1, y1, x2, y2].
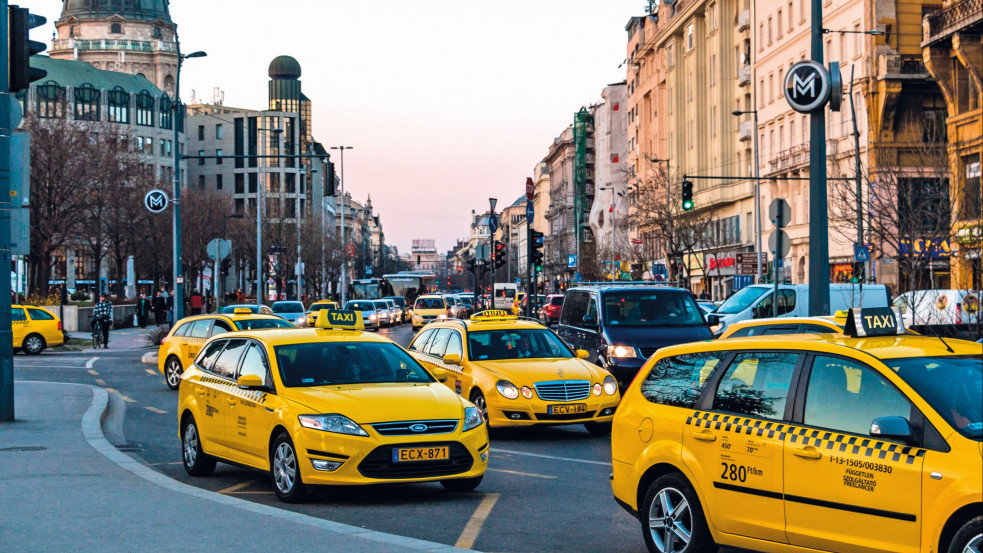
[236, 288, 244, 303]
[92, 294, 114, 349]
[205, 293, 213, 314]
[189, 290, 203, 315]
[136, 293, 151, 328]
[152, 291, 167, 326]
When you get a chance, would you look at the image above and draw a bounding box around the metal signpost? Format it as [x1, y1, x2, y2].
[769, 199, 791, 317]
[144, 189, 169, 213]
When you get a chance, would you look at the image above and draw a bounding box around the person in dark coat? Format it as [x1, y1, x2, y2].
[152, 292, 167, 326]
[136, 293, 151, 328]
[166, 290, 175, 325]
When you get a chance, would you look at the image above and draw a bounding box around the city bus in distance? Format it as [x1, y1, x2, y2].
[352, 278, 391, 300]
[384, 272, 437, 305]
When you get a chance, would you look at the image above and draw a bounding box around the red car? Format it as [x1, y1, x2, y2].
[538, 294, 564, 325]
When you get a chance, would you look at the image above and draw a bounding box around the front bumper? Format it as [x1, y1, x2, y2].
[485, 395, 620, 428]
[605, 358, 646, 393]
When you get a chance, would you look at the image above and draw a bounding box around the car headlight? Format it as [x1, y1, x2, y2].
[496, 380, 519, 400]
[593, 383, 602, 396]
[297, 414, 368, 436]
[603, 375, 617, 395]
[606, 345, 637, 359]
[369, 314, 377, 321]
[438, 314, 447, 319]
[463, 406, 484, 431]
[520, 386, 533, 399]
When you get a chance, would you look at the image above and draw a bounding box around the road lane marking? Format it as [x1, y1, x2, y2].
[226, 490, 274, 495]
[488, 468, 555, 479]
[455, 493, 500, 549]
[493, 448, 611, 467]
[105, 387, 116, 393]
[95, 379, 106, 386]
[145, 369, 156, 376]
[144, 406, 167, 414]
[217, 479, 261, 494]
[86, 357, 99, 369]
[87, 369, 99, 376]
[148, 461, 183, 466]
[121, 395, 137, 403]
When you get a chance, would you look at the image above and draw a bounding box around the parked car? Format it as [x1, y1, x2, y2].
[538, 294, 565, 325]
[893, 289, 980, 338]
[11, 305, 64, 355]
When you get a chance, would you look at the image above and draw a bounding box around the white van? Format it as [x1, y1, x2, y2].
[492, 283, 518, 310]
[893, 289, 980, 336]
[712, 283, 891, 336]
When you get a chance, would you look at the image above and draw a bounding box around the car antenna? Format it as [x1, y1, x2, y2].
[937, 336, 955, 353]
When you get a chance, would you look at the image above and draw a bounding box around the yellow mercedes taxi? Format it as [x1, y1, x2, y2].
[408, 310, 620, 434]
[411, 294, 450, 330]
[177, 310, 487, 503]
[11, 305, 64, 355]
[611, 307, 982, 553]
[158, 308, 296, 390]
[302, 300, 340, 327]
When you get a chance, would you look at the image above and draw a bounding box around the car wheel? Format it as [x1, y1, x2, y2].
[584, 421, 612, 435]
[641, 473, 715, 553]
[182, 415, 216, 477]
[270, 432, 308, 503]
[23, 334, 46, 355]
[164, 356, 183, 390]
[948, 515, 982, 553]
[470, 390, 488, 422]
[441, 475, 483, 492]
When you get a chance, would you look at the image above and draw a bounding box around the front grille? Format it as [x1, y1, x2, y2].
[638, 347, 659, 359]
[535, 410, 596, 421]
[357, 442, 473, 479]
[422, 315, 437, 320]
[534, 380, 591, 401]
[371, 420, 458, 436]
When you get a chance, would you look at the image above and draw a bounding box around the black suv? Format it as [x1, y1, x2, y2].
[557, 284, 717, 391]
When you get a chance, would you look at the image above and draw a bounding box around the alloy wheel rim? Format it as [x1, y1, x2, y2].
[183, 424, 197, 467]
[964, 534, 982, 553]
[273, 442, 297, 493]
[26, 337, 42, 353]
[166, 361, 181, 387]
[473, 395, 488, 420]
[648, 487, 693, 553]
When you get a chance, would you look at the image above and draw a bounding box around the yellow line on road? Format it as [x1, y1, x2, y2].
[217, 478, 260, 495]
[148, 461, 183, 466]
[489, 468, 556, 479]
[226, 490, 274, 495]
[144, 406, 167, 414]
[455, 493, 500, 549]
[95, 379, 106, 387]
[145, 369, 156, 376]
[121, 395, 137, 403]
[87, 369, 98, 376]
[105, 387, 115, 393]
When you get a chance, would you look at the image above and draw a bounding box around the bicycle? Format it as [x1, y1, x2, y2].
[91, 317, 108, 349]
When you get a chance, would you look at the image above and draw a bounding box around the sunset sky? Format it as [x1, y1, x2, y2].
[36, 0, 644, 255]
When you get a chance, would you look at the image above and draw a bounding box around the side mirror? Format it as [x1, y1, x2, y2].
[442, 353, 462, 366]
[237, 374, 264, 390]
[870, 416, 913, 442]
[431, 368, 449, 382]
[576, 349, 590, 359]
[706, 314, 720, 326]
[582, 314, 598, 328]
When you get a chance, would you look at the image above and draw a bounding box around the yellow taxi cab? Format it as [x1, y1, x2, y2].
[302, 300, 340, 327]
[408, 310, 621, 434]
[611, 307, 982, 553]
[177, 310, 488, 503]
[720, 311, 921, 339]
[11, 305, 64, 355]
[511, 293, 526, 316]
[158, 308, 296, 390]
[411, 294, 450, 330]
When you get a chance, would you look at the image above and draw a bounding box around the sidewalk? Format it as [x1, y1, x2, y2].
[0, 381, 469, 553]
[72, 327, 156, 354]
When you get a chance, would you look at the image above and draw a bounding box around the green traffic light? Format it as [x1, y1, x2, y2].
[535, 264, 542, 273]
[682, 200, 694, 211]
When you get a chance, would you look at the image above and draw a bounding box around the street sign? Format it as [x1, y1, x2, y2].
[526, 202, 534, 221]
[567, 254, 577, 268]
[573, 272, 582, 283]
[769, 230, 791, 258]
[345, 244, 355, 258]
[854, 244, 870, 263]
[631, 238, 643, 245]
[784, 60, 831, 113]
[489, 214, 499, 234]
[365, 265, 372, 275]
[206, 239, 231, 260]
[144, 189, 169, 213]
[525, 177, 535, 200]
[769, 198, 791, 228]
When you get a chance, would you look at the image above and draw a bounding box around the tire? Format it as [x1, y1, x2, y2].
[23, 334, 45, 355]
[182, 416, 216, 477]
[470, 391, 488, 423]
[640, 473, 716, 553]
[164, 356, 183, 391]
[270, 432, 308, 503]
[585, 421, 612, 436]
[947, 515, 982, 553]
[441, 475, 483, 492]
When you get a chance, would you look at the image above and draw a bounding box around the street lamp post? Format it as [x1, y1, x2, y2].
[218, 213, 243, 310]
[172, 48, 206, 321]
[599, 186, 623, 280]
[256, 127, 283, 306]
[732, 110, 764, 284]
[489, 198, 497, 306]
[330, 146, 353, 304]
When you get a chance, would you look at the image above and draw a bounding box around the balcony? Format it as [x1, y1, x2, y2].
[766, 144, 811, 174]
[739, 120, 753, 142]
[737, 10, 751, 32]
[51, 38, 178, 54]
[877, 53, 931, 80]
[924, 0, 982, 44]
[738, 65, 751, 87]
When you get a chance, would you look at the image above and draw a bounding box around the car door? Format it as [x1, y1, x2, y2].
[558, 292, 588, 352]
[438, 330, 469, 396]
[683, 350, 802, 544]
[225, 341, 279, 468]
[203, 338, 249, 453]
[583, 295, 601, 361]
[784, 354, 923, 553]
[10, 307, 28, 347]
[181, 319, 213, 363]
[189, 339, 231, 458]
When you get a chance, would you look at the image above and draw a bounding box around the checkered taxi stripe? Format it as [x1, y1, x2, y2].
[686, 411, 927, 465]
[199, 375, 267, 403]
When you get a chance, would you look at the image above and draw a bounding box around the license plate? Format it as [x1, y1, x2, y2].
[548, 403, 587, 415]
[392, 446, 449, 462]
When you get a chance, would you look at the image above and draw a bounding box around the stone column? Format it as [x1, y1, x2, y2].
[66, 249, 76, 292]
[125, 255, 136, 299]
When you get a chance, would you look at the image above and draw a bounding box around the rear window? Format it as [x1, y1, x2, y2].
[641, 352, 725, 407]
[345, 301, 376, 311]
[234, 318, 295, 330]
[27, 308, 55, 320]
[550, 296, 564, 306]
[272, 302, 304, 313]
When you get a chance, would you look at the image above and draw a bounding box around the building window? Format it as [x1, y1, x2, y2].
[145, 137, 154, 155]
[235, 198, 244, 213]
[107, 86, 130, 124]
[198, 150, 205, 166]
[267, 172, 280, 193]
[198, 125, 205, 140]
[234, 118, 245, 169]
[110, 23, 122, 34]
[216, 149, 223, 165]
[768, 74, 774, 102]
[247, 117, 258, 168]
[74, 83, 101, 121]
[36, 82, 67, 119]
[159, 96, 173, 129]
[285, 173, 296, 193]
[235, 173, 244, 194]
[135, 90, 154, 126]
[790, 119, 796, 146]
[759, 23, 764, 49]
[216, 174, 223, 190]
[198, 175, 205, 189]
[248, 173, 258, 193]
[777, 10, 783, 38]
[215, 124, 223, 140]
[685, 23, 695, 51]
[136, 136, 144, 151]
[788, 1, 794, 29]
[768, 17, 773, 44]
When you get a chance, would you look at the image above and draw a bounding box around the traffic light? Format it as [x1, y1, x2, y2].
[8, 6, 47, 93]
[466, 257, 476, 273]
[529, 230, 544, 273]
[681, 180, 694, 211]
[325, 161, 336, 196]
[494, 241, 506, 269]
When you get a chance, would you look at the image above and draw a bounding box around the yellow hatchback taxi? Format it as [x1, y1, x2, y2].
[177, 310, 488, 503]
[158, 309, 295, 390]
[408, 310, 620, 434]
[411, 294, 450, 330]
[612, 307, 981, 553]
[11, 305, 64, 355]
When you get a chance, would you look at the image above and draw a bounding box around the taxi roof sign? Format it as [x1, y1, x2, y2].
[233, 307, 253, 314]
[315, 309, 364, 330]
[843, 307, 905, 338]
[469, 309, 516, 322]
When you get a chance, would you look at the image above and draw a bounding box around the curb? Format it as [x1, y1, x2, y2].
[141, 352, 157, 365]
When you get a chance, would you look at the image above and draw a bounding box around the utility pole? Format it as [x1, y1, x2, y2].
[808, 0, 831, 315]
[849, 65, 864, 303]
[1, 0, 13, 421]
[489, 198, 497, 306]
[331, 146, 352, 304]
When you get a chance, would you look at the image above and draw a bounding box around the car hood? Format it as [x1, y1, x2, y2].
[603, 324, 712, 350]
[282, 382, 464, 423]
[469, 357, 606, 386]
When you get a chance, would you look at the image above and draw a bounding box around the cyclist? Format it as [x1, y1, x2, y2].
[91, 293, 114, 349]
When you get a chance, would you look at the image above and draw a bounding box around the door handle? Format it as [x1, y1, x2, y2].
[792, 446, 822, 460]
[691, 431, 717, 442]
[226, 398, 237, 406]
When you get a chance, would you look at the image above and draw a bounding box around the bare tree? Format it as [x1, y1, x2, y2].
[180, 188, 233, 294]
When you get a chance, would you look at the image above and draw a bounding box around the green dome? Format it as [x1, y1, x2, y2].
[60, 0, 172, 22]
[268, 55, 301, 80]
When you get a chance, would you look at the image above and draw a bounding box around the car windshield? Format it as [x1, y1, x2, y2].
[602, 291, 705, 327]
[234, 318, 295, 330]
[468, 328, 574, 361]
[887, 355, 982, 440]
[716, 286, 770, 314]
[549, 296, 564, 306]
[386, 297, 405, 307]
[308, 303, 335, 312]
[416, 298, 445, 309]
[221, 305, 257, 313]
[458, 297, 473, 306]
[345, 301, 375, 312]
[275, 342, 435, 387]
[272, 302, 304, 313]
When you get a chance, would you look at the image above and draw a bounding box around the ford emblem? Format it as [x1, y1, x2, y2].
[409, 424, 428, 433]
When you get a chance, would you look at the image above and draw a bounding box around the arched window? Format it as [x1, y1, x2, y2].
[135, 90, 154, 126]
[107, 86, 130, 124]
[37, 81, 67, 119]
[74, 83, 101, 121]
[158, 95, 173, 129]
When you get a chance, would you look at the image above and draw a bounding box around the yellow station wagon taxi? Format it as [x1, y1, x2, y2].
[158, 309, 296, 390]
[408, 310, 621, 433]
[11, 305, 64, 355]
[302, 300, 340, 327]
[177, 310, 488, 502]
[611, 307, 982, 553]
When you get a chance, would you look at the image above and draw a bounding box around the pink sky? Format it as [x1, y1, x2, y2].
[36, 0, 642, 254]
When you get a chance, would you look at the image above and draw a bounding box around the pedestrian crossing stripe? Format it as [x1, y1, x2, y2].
[198, 375, 267, 404]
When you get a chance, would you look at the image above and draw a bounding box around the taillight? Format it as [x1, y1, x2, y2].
[58, 321, 63, 331]
[161, 337, 167, 346]
[956, 302, 962, 323]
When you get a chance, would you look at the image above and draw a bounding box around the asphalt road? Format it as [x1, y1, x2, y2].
[12, 324, 651, 553]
